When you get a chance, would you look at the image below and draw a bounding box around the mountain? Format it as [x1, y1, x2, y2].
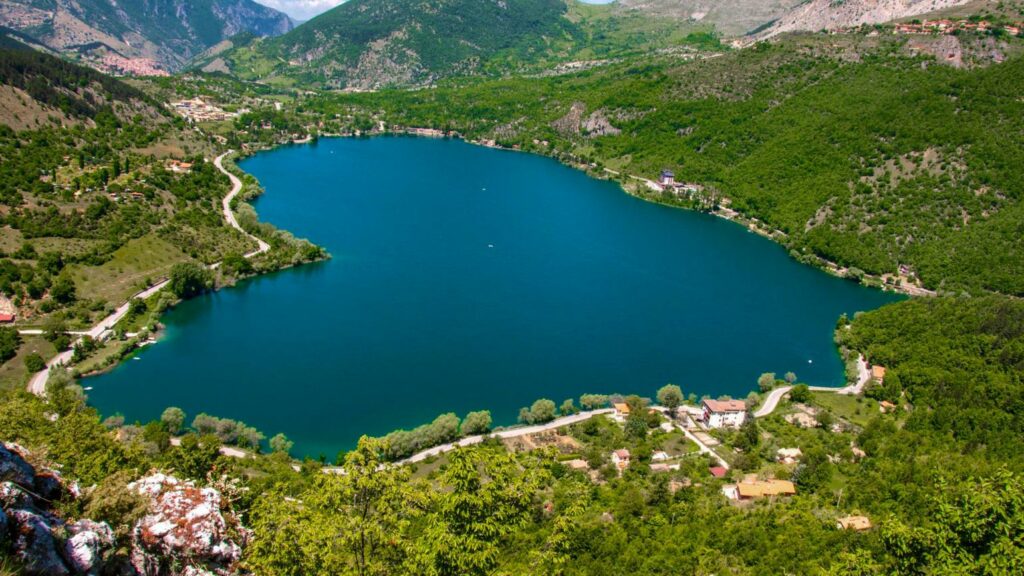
[0, 31, 164, 130]
[204, 0, 818, 89]
[751, 0, 974, 40]
[0, 0, 294, 73]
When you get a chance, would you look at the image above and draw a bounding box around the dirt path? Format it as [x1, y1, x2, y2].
[214, 151, 270, 258]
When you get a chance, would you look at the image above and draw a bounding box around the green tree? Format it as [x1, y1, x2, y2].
[758, 372, 776, 392]
[269, 433, 294, 455]
[624, 395, 648, 439]
[519, 398, 556, 425]
[160, 406, 185, 435]
[579, 394, 608, 410]
[559, 398, 578, 416]
[168, 262, 213, 299]
[23, 352, 45, 373]
[165, 433, 221, 480]
[415, 448, 543, 576]
[461, 410, 492, 435]
[0, 326, 21, 363]
[656, 384, 683, 416]
[784, 371, 797, 384]
[247, 436, 419, 576]
[50, 273, 76, 304]
[789, 383, 811, 404]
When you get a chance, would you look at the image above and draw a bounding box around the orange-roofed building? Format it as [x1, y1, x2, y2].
[871, 365, 886, 384]
[702, 398, 747, 428]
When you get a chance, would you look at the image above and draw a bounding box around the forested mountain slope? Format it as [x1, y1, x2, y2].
[328, 30, 1024, 296]
[0, 0, 294, 71]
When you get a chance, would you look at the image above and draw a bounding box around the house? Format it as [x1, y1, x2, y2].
[167, 160, 193, 174]
[871, 365, 887, 384]
[701, 399, 747, 429]
[836, 516, 872, 531]
[660, 169, 676, 187]
[722, 479, 797, 501]
[650, 463, 680, 473]
[879, 400, 897, 413]
[611, 449, 631, 471]
[776, 448, 802, 464]
[651, 451, 670, 462]
[613, 403, 631, 419]
[0, 313, 14, 323]
[709, 466, 728, 479]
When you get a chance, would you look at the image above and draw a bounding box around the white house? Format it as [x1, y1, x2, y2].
[701, 399, 747, 429]
[611, 449, 631, 472]
[651, 451, 670, 462]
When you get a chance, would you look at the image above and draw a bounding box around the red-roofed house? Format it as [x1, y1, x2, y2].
[709, 466, 728, 478]
[611, 449, 631, 472]
[702, 399, 747, 428]
[0, 313, 14, 323]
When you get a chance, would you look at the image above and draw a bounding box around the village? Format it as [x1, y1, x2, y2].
[170, 97, 241, 123]
[396, 362, 894, 531]
[892, 18, 1022, 37]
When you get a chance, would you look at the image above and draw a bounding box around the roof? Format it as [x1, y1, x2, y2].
[737, 479, 796, 499]
[777, 448, 802, 458]
[872, 365, 887, 379]
[837, 516, 872, 531]
[613, 449, 630, 459]
[566, 459, 589, 470]
[613, 403, 631, 414]
[0, 313, 14, 322]
[709, 466, 728, 478]
[702, 398, 746, 413]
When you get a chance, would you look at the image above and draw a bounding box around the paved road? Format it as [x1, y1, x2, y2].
[169, 436, 249, 459]
[753, 355, 872, 418]
[26, 151, 271, 397]
[397, 409, 615, 465]
[214, 151, 270, 258]
[26, 280, 171, 396]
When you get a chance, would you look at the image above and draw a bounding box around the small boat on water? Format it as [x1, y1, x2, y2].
[84, 386, 93, 391]
[133, 357, 141, 361]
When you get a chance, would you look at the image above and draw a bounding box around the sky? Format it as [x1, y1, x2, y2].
[253, 0, 347, 22]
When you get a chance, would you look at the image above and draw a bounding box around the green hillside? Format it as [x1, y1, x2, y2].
[206, 0, 733, 88]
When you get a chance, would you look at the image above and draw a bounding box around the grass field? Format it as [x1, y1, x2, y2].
[68, 234, 191, 304]
[0, 336, 55, 391]
[810, 391, 879, 428]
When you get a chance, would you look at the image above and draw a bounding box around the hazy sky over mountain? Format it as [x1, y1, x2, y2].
[254, 0, 347, 21]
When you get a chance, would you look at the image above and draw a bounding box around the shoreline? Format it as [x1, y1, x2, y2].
[63, 133, 885, 458]
[251, 130, 931, 298]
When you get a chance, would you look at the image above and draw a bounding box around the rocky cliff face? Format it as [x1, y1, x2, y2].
[0, 442, 247, 576]
[751, 0, 974, 40]
[0, 0, 294, 71]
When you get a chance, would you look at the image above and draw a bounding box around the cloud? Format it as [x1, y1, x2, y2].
[253, 0, 348, 22]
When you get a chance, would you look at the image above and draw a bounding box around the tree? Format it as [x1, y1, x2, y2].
[0, 326, 21, 363]
[461, 410, 492, 435]
[416, 449, 543, 576]
[168, 262, 213, 299]
[269, 433, 294, 455]
[624, 395, 648, 439]
[247, 436, 418, 576]
[161, 406, 185, 434]
[789, 384, 811, 404]
[50, 273, 76, 304]
[559, 398, 578, 416]
[657, 384, 684, 416]
[579, 394, 608, 410]
[519, 398, 556, 425]
[165, 433, 221, 480]
[23, 352, 45, 373]
[784, 371, 797, 384]
[735, 416, 760, 452]
[758, 372, 777, 392]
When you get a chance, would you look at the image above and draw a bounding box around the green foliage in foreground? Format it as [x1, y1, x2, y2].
[2, 294, 1024, 573]
[323, 33, 1024, 295]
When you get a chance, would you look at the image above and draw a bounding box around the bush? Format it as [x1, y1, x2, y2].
[461, 410, 492, 435]
[518, 398, 556, 425]
[0, 327, 21, 363]
[23, 352, 45, 373]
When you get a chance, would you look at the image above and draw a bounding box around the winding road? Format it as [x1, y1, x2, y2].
[25, 151, 269, 396]
[752, 355, 872, 418]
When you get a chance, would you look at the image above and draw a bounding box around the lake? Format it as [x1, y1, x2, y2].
[88, 136, 901, 459]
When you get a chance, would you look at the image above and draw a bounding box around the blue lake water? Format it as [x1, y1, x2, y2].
[88, 137, 901, 459]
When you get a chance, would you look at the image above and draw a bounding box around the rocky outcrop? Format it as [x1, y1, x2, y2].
[551, 102, 587, 136]
[751, 0, 973, 41]
[129, 473, 249, 576]
[582, 110, 622, 137]
[0, 442, 247, 576]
